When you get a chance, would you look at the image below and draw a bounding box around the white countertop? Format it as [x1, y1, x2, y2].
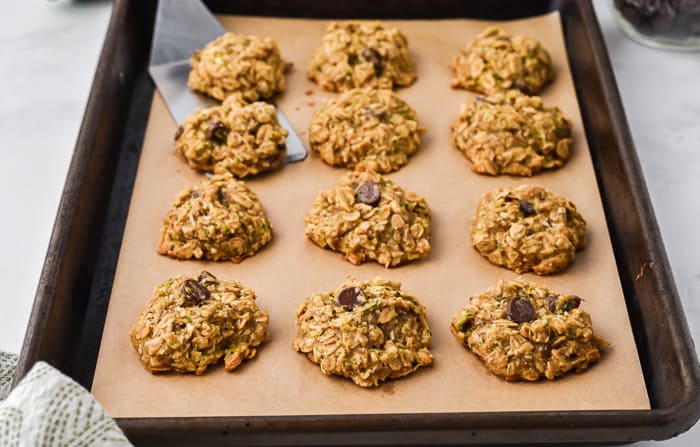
[1, 1, 698, 445]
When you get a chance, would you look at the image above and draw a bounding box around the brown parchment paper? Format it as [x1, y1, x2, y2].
[91, 12, 650, 417]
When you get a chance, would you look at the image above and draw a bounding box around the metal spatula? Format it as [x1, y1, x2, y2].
[148, 0, 307, 163]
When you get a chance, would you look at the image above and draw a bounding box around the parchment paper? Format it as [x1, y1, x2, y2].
[91, 12, 650, 417]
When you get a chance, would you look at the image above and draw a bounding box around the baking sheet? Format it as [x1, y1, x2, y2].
[91, 12, 650, 417]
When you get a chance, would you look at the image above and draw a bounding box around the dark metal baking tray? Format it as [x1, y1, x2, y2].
[14, 0, 700, 445]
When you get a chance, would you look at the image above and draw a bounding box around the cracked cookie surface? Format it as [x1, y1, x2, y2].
[130, 271, 269, 375]
[308, 88, 423, 173]
[158, 174, 272, 263]
[307, 21, 416, 92]
[305, 170, 431, 267]
[471, 185, 586, 275]
[293, 277, 433, 387]
[451, 26, 554, 95]
[175, 95, 288, 178]
[188, 32, 290, 102]
[450, 278, 607, 381]
[452, 90, 573, 176]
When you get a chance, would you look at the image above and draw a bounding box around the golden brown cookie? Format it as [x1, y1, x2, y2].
[130, 271, 269, 375]
[451, 27, 554, 95]
[175, 95, 287, 178]
[188, 32, 290, 102]
[305, 170, 431, 267]
[158, 174, 272, 263]
[452, 90, 572, 176]
[308, 88, 423, 173]
[450, 278, 608, 381]
[471, 185, 586, 275]
[293, 277, 433, 387]
[307, 21, 416, 92]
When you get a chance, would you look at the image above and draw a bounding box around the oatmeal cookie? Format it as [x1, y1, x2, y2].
[305, 170, 431, 267]
[307, 21, 417, 92]
[471, 185, 586, 275]
[130, 271, 269, 375]
[452, 90, 573, 176]
[158, 174, 272, 262]
[450, 278, 608, 381]
[308, 88, 423, 173]
[175, 95, 288, 178]
[188, 32, 290, 102]
[293, 277, 433, 387]
[451, 26, 554, 95]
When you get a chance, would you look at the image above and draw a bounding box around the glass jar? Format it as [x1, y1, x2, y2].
[612, 0, 700, 51]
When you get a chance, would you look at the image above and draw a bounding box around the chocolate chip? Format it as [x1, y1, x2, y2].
[564, 295, 582, 311]
[365, 108, 387, 120]
[507, 296, 535, 323]
[205, 119, 228, 143]
[174, 125, 184, 140]
[356, 181, 381, 206]
[361, 47, 384, 75]
[191, 190, 201, 199]
[546, 294, 581, 313]
[180, 279, 210, 305]
[519, 199, 536, 217]
[216, 189, 227, 206]
[198, 271, 217, 284]
[512, 82, 531, 94]
[338, 287, 364, 311]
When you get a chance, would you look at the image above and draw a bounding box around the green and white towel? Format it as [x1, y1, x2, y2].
[0, 352, 131, 446]
[0, 352, 17, 403]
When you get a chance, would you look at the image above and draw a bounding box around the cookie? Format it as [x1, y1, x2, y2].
[158, 174, 272, 262]
[130, 271, 269, 375]
[452, 90, 573, 176]
[308, 88, 423, 173]
[305, 170, 431, 267]
[471, 185, 586, 275]
[451, 26, 554, 95]
[293, 277, 433, 387]
[188, 32, 290, 102]
[450, 278, 608, 381]
[175, 95, 288, 178]
[307, 21, 417, 92]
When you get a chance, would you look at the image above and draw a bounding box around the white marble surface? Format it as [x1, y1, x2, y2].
[0, 0, 698, 444]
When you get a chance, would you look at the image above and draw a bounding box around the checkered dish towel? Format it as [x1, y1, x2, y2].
[0, 351, 131, 446]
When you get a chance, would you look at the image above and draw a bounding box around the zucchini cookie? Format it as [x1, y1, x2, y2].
[305, 170, 431, 267]
[175, 94, 288, 178]
[450, 278, 608, 381]
[130, 271, 269, 375]
[158, 174, 272, 262]
[293, 277, 433, 387]
[307, 21, 417, 92]
[452, 90, 572, 176]
[471, 185, 586, 275]
[308, 88, 423, 173]
[188, 32, 290, 102]
[451, 27, 554, 95]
